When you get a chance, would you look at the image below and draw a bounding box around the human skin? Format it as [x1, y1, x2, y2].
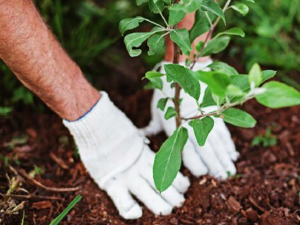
[0, 0, 100, 121]
[0, 1, 207, 121]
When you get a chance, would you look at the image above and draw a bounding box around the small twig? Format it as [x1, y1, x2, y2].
[17, 169, 79, 192]
[50, 152, 69, 170]
[249, 196, 265, 212]
[154, 3, 169, 28]
[144, 18, 165, 29]
[1, 193, 63, 201]
[205, 12, 213, 27]
[159, 11, 169, 28]
[181, 95, 253, 121]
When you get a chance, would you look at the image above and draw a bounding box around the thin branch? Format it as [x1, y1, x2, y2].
[159, 11, 169, 28]
[154, 3, 169, 28]
[172, 0, 182, 128]
[173, 44, 182, 127]
[205, 12, 213, 27]
[144, 18, 165, 29]
[181, 94, 253, 121]
[1, 193, 63, 201]
[17, 169, 80, 192]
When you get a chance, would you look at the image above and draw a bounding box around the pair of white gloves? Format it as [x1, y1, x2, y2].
[63, 60, 239, 219]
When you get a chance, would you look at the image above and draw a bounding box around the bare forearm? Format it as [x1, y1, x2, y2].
[0, 0, 100, 120]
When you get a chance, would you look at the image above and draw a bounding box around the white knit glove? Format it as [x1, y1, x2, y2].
[63, 92, 190, 219]
[141, 60, 240, 179]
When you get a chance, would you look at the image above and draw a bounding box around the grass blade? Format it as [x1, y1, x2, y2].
[50, 195, 82, 225]
[21, 211, 25, 225]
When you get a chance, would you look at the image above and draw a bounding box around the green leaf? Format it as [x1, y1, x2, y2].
[249, 63, 262, 87]
[144, 77, 163, 90]
[148, 0, 164, 14]
[163, 0, 172, 5]
[215, 27, 245, 38]
[170, 29, 192, 55]
[170, 0, 203, 13]
[230, 75, 250, 92]
[201, 0, 225, 24]
[256, 81, 300, 108]
[165, 64, 200, 100]
[226, 84, 244, 97]
[169, 7, 186, 26]
[136, 0, 148, 6]
[208, 62, 238, 75]
[147, 34, 165, 56]
[195, 41, 205, 52]
[251, 135, 263, 146]
[0, 106, 13, 116]
[230, 70, 276, 94]
[124, 30, 161, 57]
[192, 117, 214, 146]
[229, 70, 276, 103]
[222, 108, 256, 128]
[268, 137, 277, 146]
[157, 98, 169, 111]
[201, 36, 230, 57]
[153, 127, 188, 192]
[165, 107, 177, 120]
[195, 71, 230, 97]
[190, 9, 210, 42]
[50, 195, 82, 225]
[261, 70, 277, 83]
[231, 3, 249, 16]
[145, 71, 164, 79]
[183, 0, 203, 12]
[119, 16, 145, 35]
[200, 87, 216, 107]
[212, 94, 224, 106]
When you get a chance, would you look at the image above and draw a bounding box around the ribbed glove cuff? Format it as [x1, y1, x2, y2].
[63, 91, 144, 188]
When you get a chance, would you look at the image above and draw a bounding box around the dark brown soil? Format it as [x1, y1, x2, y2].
[0, 85, 299, 225]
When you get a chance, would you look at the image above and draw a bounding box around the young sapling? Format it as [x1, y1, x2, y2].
[120, 0, 300, 192]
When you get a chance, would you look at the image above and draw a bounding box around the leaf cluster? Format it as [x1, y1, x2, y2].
[120, 0, 300, 192]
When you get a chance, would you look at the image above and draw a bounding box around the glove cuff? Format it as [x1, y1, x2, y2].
[63, 91, 144, 188]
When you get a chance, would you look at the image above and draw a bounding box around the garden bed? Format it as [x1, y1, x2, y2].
[0, 87, 299, 224]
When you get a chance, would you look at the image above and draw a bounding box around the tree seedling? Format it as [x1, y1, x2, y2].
[251, 128, 277, 147]
[28, 165, 44, 179]
[120, 0, 300, 192]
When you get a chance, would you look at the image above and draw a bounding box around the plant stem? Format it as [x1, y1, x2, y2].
[159, 11, 169, 28]
[173, 41, 182, 128]
[171, 0, 182, 128]
[181, 94, 253, 121]
[144, 18, 165, 29]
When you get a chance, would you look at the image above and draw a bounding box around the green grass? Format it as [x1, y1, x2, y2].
[50, 195, 82, 225]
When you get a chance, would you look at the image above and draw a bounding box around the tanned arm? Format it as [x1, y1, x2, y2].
[0, 0, 100, 121]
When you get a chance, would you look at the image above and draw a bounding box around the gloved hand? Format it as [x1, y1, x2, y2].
[63, 92, 190, 219]
[141, 60, 240, 179]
